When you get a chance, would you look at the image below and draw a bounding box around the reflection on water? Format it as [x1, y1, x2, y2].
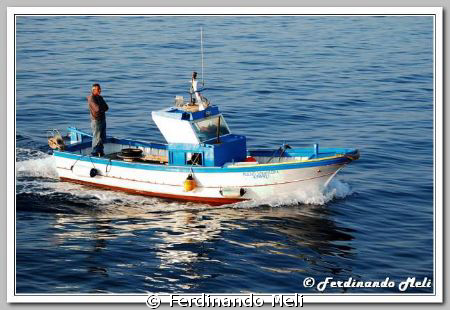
[35, 203, 355, 293]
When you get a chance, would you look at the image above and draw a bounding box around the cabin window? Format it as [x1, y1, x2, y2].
[192, 115, 230, 142]
[186, 152, 203, 165]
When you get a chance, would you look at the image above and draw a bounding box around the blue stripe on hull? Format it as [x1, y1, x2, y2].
[53, 151, 350, 173]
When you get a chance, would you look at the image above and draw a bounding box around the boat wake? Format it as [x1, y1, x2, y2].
[16, 148, 59, 179]
[16, 147, 354, 214]
[233, 179, 353, 209]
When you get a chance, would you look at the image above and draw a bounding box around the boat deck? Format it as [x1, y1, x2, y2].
[102, 152, 169, 164]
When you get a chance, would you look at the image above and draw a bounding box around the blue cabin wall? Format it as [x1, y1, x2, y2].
[168, 143, 214, 166]
[209, 135, 247, 166]
[168, 134, 247, 167]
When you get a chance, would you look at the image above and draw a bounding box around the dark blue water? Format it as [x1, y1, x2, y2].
[15, 16, 434, 294]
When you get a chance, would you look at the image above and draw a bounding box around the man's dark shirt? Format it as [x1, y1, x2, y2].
[88, 95, 109, 121]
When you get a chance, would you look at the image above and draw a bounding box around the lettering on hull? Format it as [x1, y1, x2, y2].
[243, 170, 279, 179]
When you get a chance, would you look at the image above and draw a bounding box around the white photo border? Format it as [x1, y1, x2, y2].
[7, 6, 443, 304]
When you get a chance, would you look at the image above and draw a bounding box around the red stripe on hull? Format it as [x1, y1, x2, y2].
[59, 177, 245, 206]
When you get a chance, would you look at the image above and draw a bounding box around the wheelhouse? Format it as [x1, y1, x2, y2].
[152, 105, 247, 167]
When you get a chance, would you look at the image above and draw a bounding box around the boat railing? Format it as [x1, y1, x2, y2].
[174, 95, 210, 112]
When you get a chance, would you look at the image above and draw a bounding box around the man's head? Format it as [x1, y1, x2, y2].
[92, 83, 102, 96]
[192, 72, 197, 79]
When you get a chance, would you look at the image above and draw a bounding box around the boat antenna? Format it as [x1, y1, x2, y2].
[201, 27, 204, 86]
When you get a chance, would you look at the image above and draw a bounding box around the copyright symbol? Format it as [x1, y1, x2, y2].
[303, 277, 315, 288]
[146, 294, 161, 309]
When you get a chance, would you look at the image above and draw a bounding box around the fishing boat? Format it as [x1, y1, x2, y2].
[49, 88, 360, 205]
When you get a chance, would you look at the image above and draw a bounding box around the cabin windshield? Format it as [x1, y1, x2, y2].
[192, 115, 230, 142]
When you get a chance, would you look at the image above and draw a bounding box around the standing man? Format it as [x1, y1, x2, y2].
[191, 71, 208, 111]
[87, 83, 109, 156]
[191, 71, 202, 104]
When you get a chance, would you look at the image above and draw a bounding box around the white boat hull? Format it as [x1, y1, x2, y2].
[54, 155, 346, 205]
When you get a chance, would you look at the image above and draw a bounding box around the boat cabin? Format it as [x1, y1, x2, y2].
[151, 105, 247, 167]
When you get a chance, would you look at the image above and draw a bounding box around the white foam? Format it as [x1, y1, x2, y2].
[232, 179, 353, 208]
[16, 155, 59, 179]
